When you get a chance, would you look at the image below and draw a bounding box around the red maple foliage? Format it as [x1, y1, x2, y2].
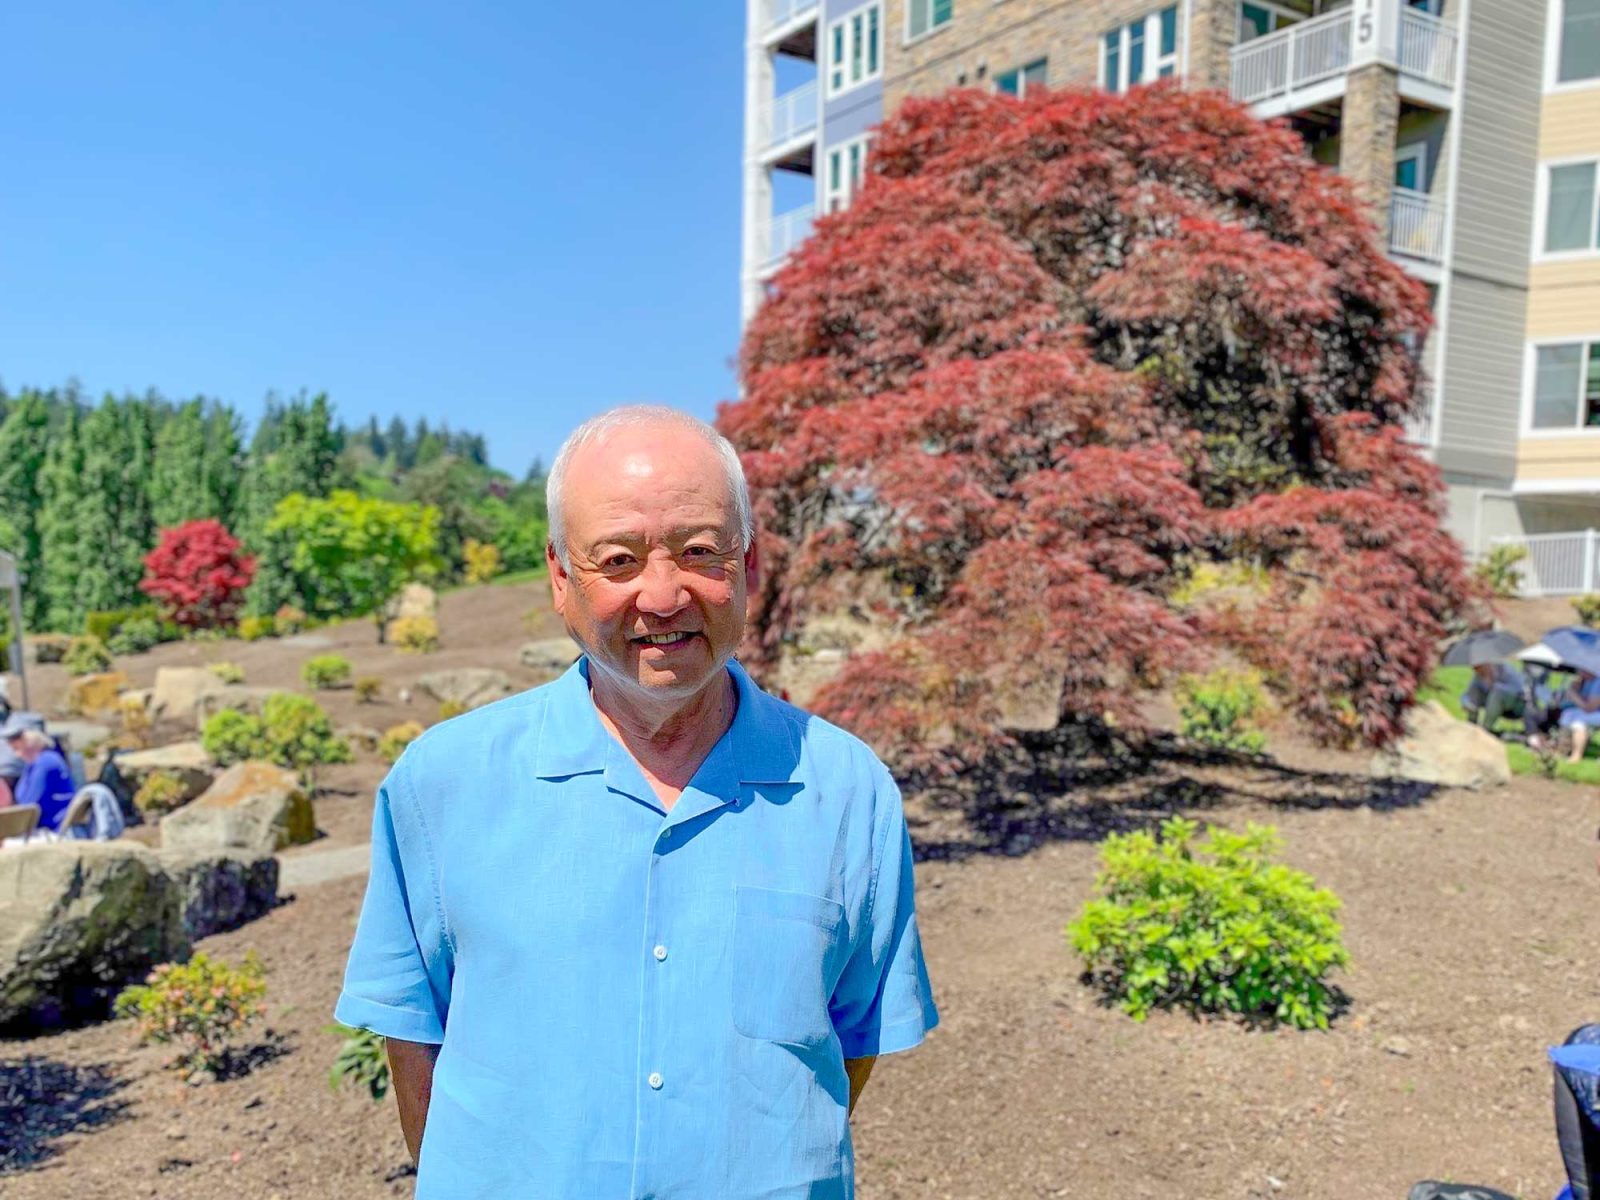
[722, 85, 1481, 768]
[140, 519, 256, 630]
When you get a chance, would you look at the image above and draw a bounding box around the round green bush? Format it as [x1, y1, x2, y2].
[63, 636, 112, 676]
[108, 616, 163, 656]
[1067, 818, 1349, 1030]
[301, 654, 353, 690]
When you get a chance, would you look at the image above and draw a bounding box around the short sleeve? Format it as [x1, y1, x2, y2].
[334, 763, 452, 1043]
[829, 765, 939, 1059]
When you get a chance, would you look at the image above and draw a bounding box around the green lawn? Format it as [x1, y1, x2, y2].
[1419, 665, 1600, 785]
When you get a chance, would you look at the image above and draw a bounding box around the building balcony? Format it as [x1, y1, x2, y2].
[1389, 186, 1448, 268]
[1230, 4, 1459, 118]
[760, 0, 818, 58]
[760, 204, 814, 275]
[758, 80, 819, 168]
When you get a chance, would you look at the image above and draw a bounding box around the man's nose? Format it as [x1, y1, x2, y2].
[635, 558, 689, 616]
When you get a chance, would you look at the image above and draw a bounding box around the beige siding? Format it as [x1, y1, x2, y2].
[1540, 88, 1600, 160]
[1517, 436, 1600, 481]
[1527, 264, 1600, 337]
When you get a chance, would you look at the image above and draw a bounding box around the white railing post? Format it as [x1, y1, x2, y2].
[1586, 529, 1597, 594]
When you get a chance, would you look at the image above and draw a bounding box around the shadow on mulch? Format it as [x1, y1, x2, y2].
[905, 724, 1440, 863]
[0, 1057, 132, 1174]
[210, 1030, 295, 1083]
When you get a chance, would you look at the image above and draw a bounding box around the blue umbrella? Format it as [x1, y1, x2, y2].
[1542, 627, 1600, 676]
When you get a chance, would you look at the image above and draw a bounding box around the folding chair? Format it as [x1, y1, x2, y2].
[0, 804, 42, 842]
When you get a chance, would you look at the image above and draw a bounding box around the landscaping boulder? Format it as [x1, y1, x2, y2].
[0, 841, 184, 1030]
[151, 666, 227, 722]
[154, 848, 279, 940]
[25, 634, 71, 665]
[418, 667, 513, 711]
[117, 741, 216, 804]
[65, 671, 129, 718]
[340, 725, 382, 753]
[393, 582, 438, 622]
[49, 720, 114, 754]
[193, 685, 279, 728]
[520, 638, 582, 673]
[1371, 701, 1511, 790]
[161, 762, 315, 855]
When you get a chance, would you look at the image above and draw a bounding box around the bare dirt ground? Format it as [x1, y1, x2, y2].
[4, 592, 1598, 1200]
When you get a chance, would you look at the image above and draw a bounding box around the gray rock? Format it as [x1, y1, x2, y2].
[150, 667, 228, 722]
[340, 726, 382, 753]
[162, 762, 315, 855]
[418, 668, 513, 710]
[1370, 701, 1511, 790]
[117, 741, 216, 805]
[519, 638, 582, 673]
[48, 720, 115, 754]
[154, 849, 279, 940]
[0, 841, 184, 1030]
[193, 685, 280, 728]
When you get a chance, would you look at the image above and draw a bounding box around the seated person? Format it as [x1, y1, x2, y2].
[0, 741, 18, 807]
[1461, 661, 1528, 731]
[1558, 669, 1600, 763]
[1, 719, 76, 831]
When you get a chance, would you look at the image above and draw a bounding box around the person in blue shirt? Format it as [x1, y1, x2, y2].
[1559, 669, 1600, 763]
[337, 405, 938, 1199]
[2, 722, 77, 830]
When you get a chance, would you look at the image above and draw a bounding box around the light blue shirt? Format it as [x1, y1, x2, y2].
[335, 657, 938, 1199]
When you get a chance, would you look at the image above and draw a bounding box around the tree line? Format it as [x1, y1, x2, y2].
[0, 383, 547, 633]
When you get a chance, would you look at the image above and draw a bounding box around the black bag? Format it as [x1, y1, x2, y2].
[96, 748, 142, 827]
[1408, 1186, 1517, 1200]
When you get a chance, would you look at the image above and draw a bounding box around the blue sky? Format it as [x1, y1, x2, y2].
[0, 3, 746, 475]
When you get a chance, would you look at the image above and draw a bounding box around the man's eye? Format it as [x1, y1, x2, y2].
[603, 555, 635, 569]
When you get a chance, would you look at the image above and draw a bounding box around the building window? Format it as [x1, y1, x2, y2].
[1394, 144, 1428, 192]
[1542, 161, 1600, 255]
[1557, 0, 1600, 85]
[825, 134, 871, 213]
[908, 0, 953, 41]
[995, 58, 1047, 97]
[1239, 1, 1302, 42]
[1102, 6, 1179, 93]
[827, 3, 882, 97]
[1531, 341, 1600, 430]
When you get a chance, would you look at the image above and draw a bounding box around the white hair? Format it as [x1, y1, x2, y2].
[546, 405, 754, 565]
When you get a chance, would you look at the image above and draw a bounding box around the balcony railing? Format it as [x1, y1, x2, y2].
[1231, 8, 1352, 106]
[1390, 187, 1447, 263]
[762, 204, 814, 271]
[1397, 7, 1459, 90]
[762, 0, 818, 36]
[761, 80, 818, 154]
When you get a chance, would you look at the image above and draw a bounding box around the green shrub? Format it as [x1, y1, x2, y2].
[1474, 544, 1528, 599]
[202, 693, 352, 775]
[1176, 668, 1268, 754]
[114, 951, 268, 1080]
[1574, 594, 1600, 628]
[354, 676, 382, 703]
[108, 616, 163, 656]
[327, 1025, 390, 1101]
[63, 636, 113, 676]
[208, 661, 246, 684]
[238, 615, 276, 642]
[134, 770, 191, 815]
[301, 654, 353, 689]
[378, 721, 425, 763]
[85, 605, 160, 643]
[389, 614, 439, 654]
[1068, 818, 1350, 1030]
[438, 699, 467, 721]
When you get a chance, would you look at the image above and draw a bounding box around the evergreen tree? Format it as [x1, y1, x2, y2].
[384, 416, 410, 471]
[203, 402, 244, 526]
[238, 391, 345, 547]
[0, 392, 54, 628]
[152, 398, 212, 527]
[37, 404, 89, 629]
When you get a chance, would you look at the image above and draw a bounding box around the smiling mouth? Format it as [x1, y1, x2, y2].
[632, 632, 699, 648]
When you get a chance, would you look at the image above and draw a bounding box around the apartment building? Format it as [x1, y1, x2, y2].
[739, 0, 1600, 565]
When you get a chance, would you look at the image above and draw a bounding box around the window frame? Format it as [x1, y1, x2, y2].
[1393, 143, 1428, 194]
[824, 133, 873, 214]
[826, 2, 884, 99]
[1523, 335, 1600, 436]
[1533, 156, 1600, 263]
[906, 0, 954, 45]
[995, 57, 1048, 97]
[1546, 0, 1600, 93]
[1099, 6, 1181, 93]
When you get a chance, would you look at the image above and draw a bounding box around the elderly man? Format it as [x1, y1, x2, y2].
[336, 405, 938, 1198]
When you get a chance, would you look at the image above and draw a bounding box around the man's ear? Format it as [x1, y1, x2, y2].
[742, 533, 760, 594]
[547, 540, 568, 616]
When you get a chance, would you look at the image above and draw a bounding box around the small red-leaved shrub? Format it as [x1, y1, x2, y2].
[140, 519, 256, 630]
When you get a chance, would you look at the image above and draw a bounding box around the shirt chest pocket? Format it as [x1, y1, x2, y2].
[731, 886, 846, 1049]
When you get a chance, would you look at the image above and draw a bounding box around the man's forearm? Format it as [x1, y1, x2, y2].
[844, 1055, 875, 1117]
[386, 1037, 441, 1163]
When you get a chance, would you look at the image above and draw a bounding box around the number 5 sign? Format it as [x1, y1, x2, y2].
[1350, 0, 1398, 68]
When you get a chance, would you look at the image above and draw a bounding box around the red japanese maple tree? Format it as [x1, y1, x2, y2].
[722, 85, 1480, 767]
[140, 519, 256, 630]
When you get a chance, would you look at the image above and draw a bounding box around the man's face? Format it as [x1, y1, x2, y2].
[6, 736, 33, 764]
[548, 424, 756, 706]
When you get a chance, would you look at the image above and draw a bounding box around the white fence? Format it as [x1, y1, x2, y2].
[1390, 187, 1448, 263]
[761, 0, 818, 35]
[1398, 8, 1460, 90]
[1231, 9, 1353, 105]
[762, 204, 814, 271]
[761, 81, 817, 153]
[1492, 531, 1600, 596]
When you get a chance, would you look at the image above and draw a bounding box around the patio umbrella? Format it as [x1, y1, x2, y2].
[1441, 629, 1526, 667]
[1541, 626, 1600, 676]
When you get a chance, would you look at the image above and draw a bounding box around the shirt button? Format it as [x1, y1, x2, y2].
[659, 828, 672, 842]
[648, 1072, 664, 1090]
[653, 945, 668, 961]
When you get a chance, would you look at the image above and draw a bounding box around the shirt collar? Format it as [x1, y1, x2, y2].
[534, 657, 800, 790]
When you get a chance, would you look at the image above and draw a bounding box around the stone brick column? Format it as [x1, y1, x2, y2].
[1342, 63, 1402, 241]
[1186, 0, 1239, 90]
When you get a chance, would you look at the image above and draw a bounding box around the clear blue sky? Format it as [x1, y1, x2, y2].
[0, 3, 746, 476]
